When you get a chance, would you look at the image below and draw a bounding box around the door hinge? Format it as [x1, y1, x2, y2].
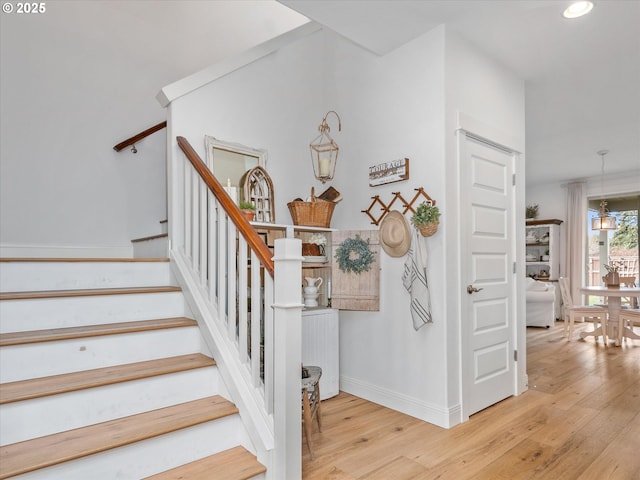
[512, 173, 516, 186]
[514, 350, 518, 362]
[513, 262, 516, 274]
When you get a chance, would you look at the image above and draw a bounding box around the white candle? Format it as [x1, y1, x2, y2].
[223, 178, 238, 204]
[327, 280, 331, 299]
[318, 157, 330, 177]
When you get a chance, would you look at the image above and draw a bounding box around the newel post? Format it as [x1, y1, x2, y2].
[270, 237, 303, 479]
[168, 132, 185, 256]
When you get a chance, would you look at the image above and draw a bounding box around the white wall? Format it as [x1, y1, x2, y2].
[527, 172, 640, 218]
[0, 1, 306, 257]
[165, 25, 453, 426]
[164, 23, 524, 427]
[443, 28, 527, 412]
[329, 26, 526, 426]
[526, 183, 567, 222]
[167, 32, 326, 221]
[325, 29, 451, 426]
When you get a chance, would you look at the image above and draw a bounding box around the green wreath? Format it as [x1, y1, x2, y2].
[335, 234, 375, 274]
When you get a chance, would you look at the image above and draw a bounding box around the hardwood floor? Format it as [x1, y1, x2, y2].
[302, 322, 640, 479]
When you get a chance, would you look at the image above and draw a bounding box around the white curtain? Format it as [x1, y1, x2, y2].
[565, 181, 587, 309]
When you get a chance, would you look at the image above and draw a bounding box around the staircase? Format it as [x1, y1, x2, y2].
[0, 258, 265, 479]
[131, 220, 169, 258]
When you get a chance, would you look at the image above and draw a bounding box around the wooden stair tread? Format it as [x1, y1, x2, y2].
[0, 353, 215, 404]
[132, 233, 169, 243]
[0, 317, 197, 347]
[144, 446, 266, 480]
[0, 286, 181, 301]
[0, 258, 169, 262]
[0, 396, 238, 479]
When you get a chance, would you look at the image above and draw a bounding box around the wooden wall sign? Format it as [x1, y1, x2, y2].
[369, 158, 409, 186]
[331, 230, 380, 311]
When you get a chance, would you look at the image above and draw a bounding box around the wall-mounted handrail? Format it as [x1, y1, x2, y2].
[176, 136, 274, 277]
[113, 121, 167, 152]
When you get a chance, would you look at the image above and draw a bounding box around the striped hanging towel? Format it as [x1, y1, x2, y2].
[402, 229, 432, 330]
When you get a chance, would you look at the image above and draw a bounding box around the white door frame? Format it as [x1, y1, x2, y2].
[456, 118, 527, 423]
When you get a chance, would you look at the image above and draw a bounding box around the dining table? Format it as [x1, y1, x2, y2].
[580, 285, 640, 346]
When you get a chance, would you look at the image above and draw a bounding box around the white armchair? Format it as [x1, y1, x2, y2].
[526, 277, 556, 328]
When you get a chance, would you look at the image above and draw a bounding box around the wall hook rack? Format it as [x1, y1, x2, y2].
[362, 187, 436, 226]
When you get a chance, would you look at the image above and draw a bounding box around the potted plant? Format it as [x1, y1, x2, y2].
[411, 202, 440, 237]
[239, 201, 256, 222]
[602, 259, 623, 287]
[542, 249, 550, 261]
[526, 204, 539, 219]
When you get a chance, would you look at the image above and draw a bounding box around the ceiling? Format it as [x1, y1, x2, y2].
[279, 0, 640, 186]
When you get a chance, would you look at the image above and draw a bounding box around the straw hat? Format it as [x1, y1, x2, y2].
[379, 210, 411, 257]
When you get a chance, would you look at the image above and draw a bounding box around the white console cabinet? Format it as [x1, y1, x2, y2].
[301, 308, 339, 400]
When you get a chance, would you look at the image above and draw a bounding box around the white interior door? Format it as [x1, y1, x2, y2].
[460, 133, 516, 419]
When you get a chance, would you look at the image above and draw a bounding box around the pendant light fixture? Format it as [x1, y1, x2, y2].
[309, 111, 341, 184]
[591, 149, 617, 231]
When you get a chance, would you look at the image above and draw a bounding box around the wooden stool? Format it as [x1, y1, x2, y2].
[302, 366, 322, 459]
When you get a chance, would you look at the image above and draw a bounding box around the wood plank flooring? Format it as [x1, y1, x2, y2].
[302, 322, 640, 479]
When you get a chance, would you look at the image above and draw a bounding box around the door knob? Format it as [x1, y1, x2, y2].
[467, 284, 484, 294]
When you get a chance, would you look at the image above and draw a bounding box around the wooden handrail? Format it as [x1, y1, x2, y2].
[176, 136, 275, 277]
[113, 121, 167, 152]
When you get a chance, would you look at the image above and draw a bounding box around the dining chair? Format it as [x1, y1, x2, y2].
[302, 365, 322, 460]
[619, 276, 638, 309]
[619, 309, 640, 342]
[619, 277, 639, 341]
[558, 277, 608, 342]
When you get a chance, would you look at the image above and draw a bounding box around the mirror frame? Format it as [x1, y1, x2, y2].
[204, 135, 268, 191]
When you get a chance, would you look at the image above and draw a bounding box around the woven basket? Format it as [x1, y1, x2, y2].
[417, 221, 439, 237]
[288, 188, 335, 228]
[302, 243, 321, 256]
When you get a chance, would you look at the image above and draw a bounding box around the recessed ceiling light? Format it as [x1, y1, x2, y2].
[563, 1, 594, 19]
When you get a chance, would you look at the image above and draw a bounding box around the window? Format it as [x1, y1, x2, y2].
[587, 195, 639, 287]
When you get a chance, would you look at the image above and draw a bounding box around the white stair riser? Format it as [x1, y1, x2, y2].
[0, 292, 189, 333]
[8, 416, 251, 480]
[0, 367, 220, 445]
[0, 262, 174, 293]
[0, 328, 206, 382]
[133, 237, 168, 258]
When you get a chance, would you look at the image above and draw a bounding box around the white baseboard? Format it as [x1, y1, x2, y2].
[340, 374, 461, 429]
[0, 243, 133, 258]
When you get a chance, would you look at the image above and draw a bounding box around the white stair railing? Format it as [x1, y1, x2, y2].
[169, 136, 302, 479]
